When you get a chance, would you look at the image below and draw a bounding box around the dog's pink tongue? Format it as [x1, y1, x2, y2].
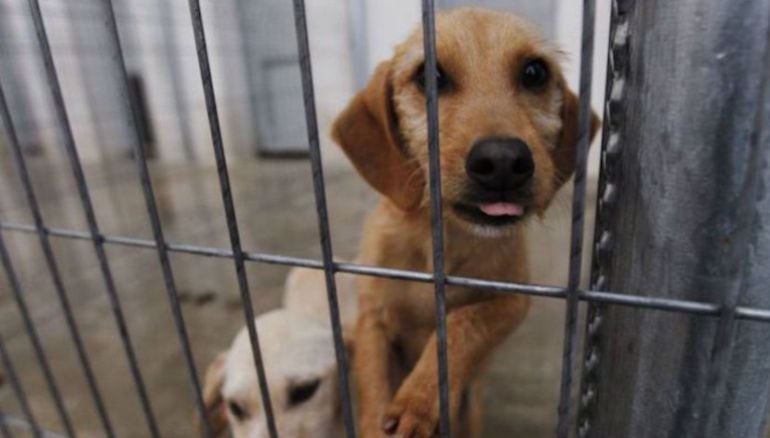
[479, 202, 524, 217]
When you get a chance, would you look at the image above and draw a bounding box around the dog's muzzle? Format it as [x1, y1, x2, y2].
[465, 136, 534, 192]
[455, 137, 534, 225]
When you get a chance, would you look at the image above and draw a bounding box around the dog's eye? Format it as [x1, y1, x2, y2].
[520, 59, 549, 90]
[414, 62, 452, 93]
[288, 379, 321, 407]
[228, 400, 248, 421]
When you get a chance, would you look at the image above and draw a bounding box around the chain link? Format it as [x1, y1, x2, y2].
[577, 1, 630, 436]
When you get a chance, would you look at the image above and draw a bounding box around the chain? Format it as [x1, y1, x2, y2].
[577, 1, 630, 436]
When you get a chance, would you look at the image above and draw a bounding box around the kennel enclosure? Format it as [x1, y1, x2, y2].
[0, 0, 769, 437]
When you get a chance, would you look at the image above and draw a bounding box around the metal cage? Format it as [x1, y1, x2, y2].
[0, 0, 769, 437]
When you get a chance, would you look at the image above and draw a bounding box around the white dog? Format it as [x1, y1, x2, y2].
[282, 266, 357, 330]
[202, 268, 357, 438]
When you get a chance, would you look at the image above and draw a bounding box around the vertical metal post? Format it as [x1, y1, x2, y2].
[291, 1, 356, 436]
[585, 1, 770, 437]
[186, 1, 278, 436]
[578, 1, 629, 436]
[556, 1, 596, 436]
[421, 1, 451, 436]
[697, 19, 770, 436]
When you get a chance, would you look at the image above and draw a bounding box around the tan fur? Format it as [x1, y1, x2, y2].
[332, 8, 599, 438]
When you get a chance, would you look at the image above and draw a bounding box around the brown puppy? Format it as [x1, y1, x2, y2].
[332, 8, 599, 438]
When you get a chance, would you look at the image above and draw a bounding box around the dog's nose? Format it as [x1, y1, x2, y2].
[465, 137, 534, 191]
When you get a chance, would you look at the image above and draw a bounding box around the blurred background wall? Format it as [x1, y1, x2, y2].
[0, 0, 609, 172]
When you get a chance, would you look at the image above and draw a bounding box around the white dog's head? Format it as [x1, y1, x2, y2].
[203, 310, 342, 438]
[202, 267, 357, 437]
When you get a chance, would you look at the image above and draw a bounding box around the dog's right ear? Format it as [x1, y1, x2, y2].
[332, 61, 423, 211]
[198, 351, 229, 436]
[552, 83, 601, 188]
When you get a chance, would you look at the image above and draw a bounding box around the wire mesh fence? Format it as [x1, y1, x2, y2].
[1, 0, 770, 437]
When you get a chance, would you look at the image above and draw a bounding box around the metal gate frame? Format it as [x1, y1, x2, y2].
[0, 0, 769, 437]
[579, 1, 770, 437]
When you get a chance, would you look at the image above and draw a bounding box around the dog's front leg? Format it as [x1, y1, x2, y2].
[382, 295, 530, 438]
[355, 286, 394, 437]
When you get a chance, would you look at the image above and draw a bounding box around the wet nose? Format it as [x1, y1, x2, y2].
[465, 137, 535, 192]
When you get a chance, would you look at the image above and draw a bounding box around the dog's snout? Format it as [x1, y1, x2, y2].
[465, 137, 534, 191]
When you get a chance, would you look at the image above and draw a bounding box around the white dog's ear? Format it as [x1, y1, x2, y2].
[199, 351, 229, 436]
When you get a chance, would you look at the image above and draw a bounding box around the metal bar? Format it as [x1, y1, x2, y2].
[583, 0, 770, 436]
[0, 16, 112, 432]
[185, 1, 277, 436]
[578, 3, 628, 434]
[3, 221, 770, 322]
[697, 9, 770, 435]
[0, 333, 42, 438]
[291, 1, 356, 436]
[557, 1, 596, 436]
[22, 1, 159, 434]
[0, 230, 74, 437]
[421, 1, 451, 436]
[0, 414, 67, 438]
[101, 1, 213, 435]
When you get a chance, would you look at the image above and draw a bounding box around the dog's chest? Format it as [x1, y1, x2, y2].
[363, 207, 528, 354]
[381, 280, 480, 361]
[380, 242, 522, 335]
[382, 280, 478, 326]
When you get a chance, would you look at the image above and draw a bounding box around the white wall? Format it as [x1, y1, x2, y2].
[0, 0, 611, 175]
[364, 0, 421, 73]
[305, 0, 357, 168]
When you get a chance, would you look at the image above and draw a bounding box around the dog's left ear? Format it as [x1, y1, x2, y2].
[553, 85, 601, 187]
[332, 61, 424, 211]
[197, 351, 229, 436]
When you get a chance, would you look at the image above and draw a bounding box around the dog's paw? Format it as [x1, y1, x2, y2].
[359, 417, 389, 438]
[381, 394, 438, 438]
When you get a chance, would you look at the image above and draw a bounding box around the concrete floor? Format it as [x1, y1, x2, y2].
[0, 153, 593, 437]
